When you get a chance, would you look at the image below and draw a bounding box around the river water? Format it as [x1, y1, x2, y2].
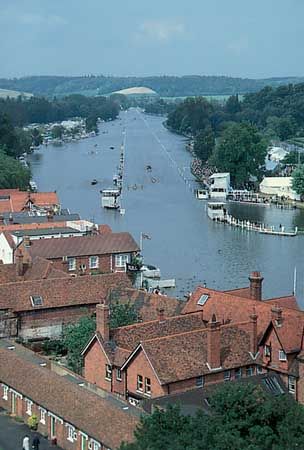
[28, 108, 304, 306]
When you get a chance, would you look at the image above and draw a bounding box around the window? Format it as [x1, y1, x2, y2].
[91, 441, 101, 450]
[288, 376, 296, 394]
[105, 365, 112, 380]
[279, 350, 287, 361]
[264, 345, 271, 357]
[26, 399, 32, 416]
[196, 376, 204, 387]
[257, 366, 263, 374]
[145, 377, 151, 395]
[30, 295, 43, 307]
[39, 408, 46, 424]
[246, 366, 254, 377]
[67, 425, 75, 442]
[67, 257, 76, 271]
[116, 368, 122, 381]
[137, 375, 143, 392]
[115, 253, 130, 268]
[224, 370, 231, 381]
[2, 385, 8, 400]
[89, 256, 99, 269]
[234, 368, 242, 379]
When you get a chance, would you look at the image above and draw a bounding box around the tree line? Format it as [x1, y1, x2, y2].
[1, 75, 304, 98]
[165, 83, 304, 188]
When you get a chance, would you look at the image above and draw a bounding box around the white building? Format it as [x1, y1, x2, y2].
[259, 177, 300, 201]
[209, 173, 231, 199]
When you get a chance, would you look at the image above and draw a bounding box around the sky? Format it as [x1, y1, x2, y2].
[1, 0, 304, 79]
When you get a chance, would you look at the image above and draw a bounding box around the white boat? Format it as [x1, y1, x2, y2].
[29, 181, 38, 192]
[196, 189, 209, 200]
[100, 189, 121, 209]
[207, 202, 226, 221]
[141, 264, 161, 279]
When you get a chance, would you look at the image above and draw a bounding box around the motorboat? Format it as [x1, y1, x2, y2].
[140, 264, 161, 279]
[207, 202, 226, 221]
[196, 189, 209, 200]
[100, 188, 121, 209]
[91, 179, 98, 185]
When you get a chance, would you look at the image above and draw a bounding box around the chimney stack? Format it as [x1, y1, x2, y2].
[15, 248, 24, 277]
[207, 314, 221, 370]
[249, 309, 258, 354]
[96, 303, 110, 341]
[271, 305, 283, 327]
[158, 308, 165, 323]
[249, 271, 264, 301]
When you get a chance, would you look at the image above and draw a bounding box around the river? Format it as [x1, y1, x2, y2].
[28, 108, 304, 305]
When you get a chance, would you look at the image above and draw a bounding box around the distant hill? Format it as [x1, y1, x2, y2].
[1, 75, 304, 98]
[0, 88, 33, 99]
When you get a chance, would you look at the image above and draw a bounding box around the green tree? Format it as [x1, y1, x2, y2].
[109, 302, 139, 329]
[120, 382, 304, 450]
[292, 164, 304, 197]
[63, 316, 96, 373]
[211, 123, 267, 188]
[194, 126, 215, 163]
[51, 125, 64, 139]
[0, 148, 30, 189]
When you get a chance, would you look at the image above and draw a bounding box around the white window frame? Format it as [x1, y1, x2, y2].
[246, 366, 254, 377]
[116, 368, 122, 381]
[105, 364, 112, 381]
[257, 366, 263, 374]
[234, 368, 242, 379]
[25, 399, 33, 416]
[224, 370, 231, 381]
[67, 257, 76, 271]
[288, 376, 296, 394]
[91, 440, 101, 450]
[145, 377, 152, 395]
[66, 424, 75, 442]
[2, 384, 8, 400]
[137, 374, 143, 392]
[89, 256, 99, 269]
[115, 253, 130, 268]
[39, 407, 46, 424]
[264, 345, 271, 357]
[279, 350, 287, 361]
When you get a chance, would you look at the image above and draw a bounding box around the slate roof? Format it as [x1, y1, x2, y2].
[0, 272, 131, 312]
[26, 232, 139, 259]
[0, 346, 138, 448]
[12, 227, 82, 238]
[0, 213, 80, 225]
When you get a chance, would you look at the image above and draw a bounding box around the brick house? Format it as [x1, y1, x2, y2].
[0, 189, 60, 214]
[82, 271, 304, 405]
[0, 341, 138, 450]
[0, 255, 131, 340]
[20, 232, 140, 275]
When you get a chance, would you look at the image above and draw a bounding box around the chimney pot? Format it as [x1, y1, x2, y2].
[249, 271, 264, 301]
[96, 303, 110, 341]
[271, 305, 283, 327]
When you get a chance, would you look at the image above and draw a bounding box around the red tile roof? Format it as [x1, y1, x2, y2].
[25, 232, 139, 259]
[0, 272, 131, 312]
[183, 286, 303, 352]
[0, 346, 138, 448]
[0, 257, 68, 284]
[124, 322, 255, 384]
[0, 190, 59, 213]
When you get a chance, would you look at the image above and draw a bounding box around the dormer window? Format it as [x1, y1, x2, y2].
[279, 350, 287, 361]
[264, 345, 271, 357]
[30, 295, 43, 307]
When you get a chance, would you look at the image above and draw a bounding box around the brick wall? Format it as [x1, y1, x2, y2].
[126, 349, 167, 398]
[83, 339, 112, 392]
[51, 254, 111, 275]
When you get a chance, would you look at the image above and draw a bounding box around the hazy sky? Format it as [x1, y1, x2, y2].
[1, 0, 304, 79]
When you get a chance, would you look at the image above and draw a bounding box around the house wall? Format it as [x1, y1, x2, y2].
[0, 384, 104, 450]
[126, 349, 167, 399]
[18, 305, 95, 340]
[260, 328, 289, 373]
[83, 340, 112, 392]
[0, 233, 14, 264]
